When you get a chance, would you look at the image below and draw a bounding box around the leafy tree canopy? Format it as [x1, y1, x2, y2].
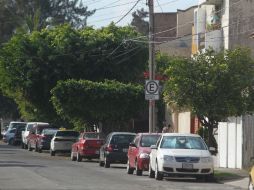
[0, 24, 148, 122]
[0, 0, 95, 42]
[51, 79, 145, 128]
[131, 8, 149, 35]
[163, 48, 254, 145]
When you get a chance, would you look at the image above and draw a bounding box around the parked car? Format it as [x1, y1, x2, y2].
[7, 121, 27, 130]
[50, 130, 79, 156]
[127, 133, 161, 176]
[2, 128, 17, 144]
[3, 123, 26, 145]
[71, 132, 104, 162]
[149, 133, 214, 181]
[12, 126, 26, 145]
[27, 123, 53, 151]
[99, 132, 136, 168]
[21, 122, 49, 149]
[37, 128, 58, 153]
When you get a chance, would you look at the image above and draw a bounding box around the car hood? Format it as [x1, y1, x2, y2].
[159, 148, 210, 157]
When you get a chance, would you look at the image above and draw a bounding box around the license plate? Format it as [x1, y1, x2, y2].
[96, 150, 99, 154]
[123, 148, 128, 152]
[182, 163, 193, 169]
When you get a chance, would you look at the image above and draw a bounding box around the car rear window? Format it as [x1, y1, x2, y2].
[160, 136, 207, 150]
[83, 133, 100, 139]
[140, 135, 160, 147]
[42, 129, 58, 135]
[110, 134, 135, 145]
[56, 131, 79, 137]
[36, 125, 51, 134]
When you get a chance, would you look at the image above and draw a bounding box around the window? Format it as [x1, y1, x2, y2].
[160, 136, 207, 150]
[42, 129, 58, 135]
[140, 135, 160, 147]
[55, 131, 79, 137]
[83, 133, 101, 139]
[110, 134, 135, 145]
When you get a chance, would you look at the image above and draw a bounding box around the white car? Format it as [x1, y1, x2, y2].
[50, 130, 79, 156]
[21, 122, 49, 149]
[149, 133, 214, 181]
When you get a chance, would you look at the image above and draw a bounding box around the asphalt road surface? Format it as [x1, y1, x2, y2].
[0, 143, 244, 190]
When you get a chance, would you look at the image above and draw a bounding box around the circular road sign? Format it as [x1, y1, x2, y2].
[145, 80, 159, 95]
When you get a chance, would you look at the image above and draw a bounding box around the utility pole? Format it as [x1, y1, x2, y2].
[148, 0, 156, 133]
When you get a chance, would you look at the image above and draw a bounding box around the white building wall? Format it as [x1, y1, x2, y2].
[218, 117, 242, 169]
[221, 0, 230, 49]
[178, 112, 191, 133]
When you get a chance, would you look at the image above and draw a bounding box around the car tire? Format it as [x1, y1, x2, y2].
[71, 151, 77, 161]
[135, 160, 142, 176]
[205, 173, 214, 182]
[249, 176, 254, 190]
[8, 138, 14, 145]
[148, 162, 155, 178]
[77, 152, 82, 162]
[28, 142, 32, 151]
[155, 161, 163, 180]
[99, 160, 105, 167]
[126, 159, 134, 174]
[35, 144, 39, 152]
[104, 157, 110, 168]
[50, 149, 55, 156]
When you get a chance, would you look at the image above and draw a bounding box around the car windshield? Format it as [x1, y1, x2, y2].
[140, 135, 160, 147]
[42, 129, 58, 135]
[111, 134, 135, 145]
[10, 123, 26, 129]
[83, 133, 100, 139]
[160, 136, 207, 150]
[56, 131, 79, 137]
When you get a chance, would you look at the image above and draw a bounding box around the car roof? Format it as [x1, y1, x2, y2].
[138, 133, 161, 136]
[110, 132, 136, 136]
[26, 122, 49, 125]
[161, 133, 201, 137]
[10, 121, 26, 124]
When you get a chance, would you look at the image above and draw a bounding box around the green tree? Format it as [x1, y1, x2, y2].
[0, 24, 148, 123]
[0, 0, 95, 42]
[163, 48, 254, 147]
[131, 8, 149, 35]
[51, 79, 145, 129]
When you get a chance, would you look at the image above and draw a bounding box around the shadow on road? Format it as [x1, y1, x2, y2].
[0, 164, 46, 167]
[110, 166, 127, 169]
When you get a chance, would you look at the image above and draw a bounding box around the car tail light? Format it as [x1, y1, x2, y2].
[105, 144, 114, 152]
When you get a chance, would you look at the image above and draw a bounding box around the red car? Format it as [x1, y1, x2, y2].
[26, 123, 53, 151]
[71, 132, 104, 162]
[127, 133, 161, 176]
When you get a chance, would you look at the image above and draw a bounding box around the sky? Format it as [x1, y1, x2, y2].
[85, 0, 199, 28]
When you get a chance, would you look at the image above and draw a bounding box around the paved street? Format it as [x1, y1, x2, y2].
[0, 143, 244, 190]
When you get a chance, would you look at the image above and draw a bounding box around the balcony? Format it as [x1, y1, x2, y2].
[199, 0, 222, 6]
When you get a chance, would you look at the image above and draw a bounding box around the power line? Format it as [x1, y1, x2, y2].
[115, 0, 142, 24]
[156, 0, 164, 12]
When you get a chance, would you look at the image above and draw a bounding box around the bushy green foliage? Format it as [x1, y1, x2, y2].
[51, 79, 145, 128]
[163, 48, 254, 146]
[0, 24, 148, 123]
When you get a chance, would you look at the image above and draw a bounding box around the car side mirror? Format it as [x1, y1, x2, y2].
[129, 143, 136, 147]
[150, 145, 157, 149]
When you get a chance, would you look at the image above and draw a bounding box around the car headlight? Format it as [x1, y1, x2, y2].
[200, 157, 213, 163]
[139, 153, 150, 159]
[163, 155, 175, 162]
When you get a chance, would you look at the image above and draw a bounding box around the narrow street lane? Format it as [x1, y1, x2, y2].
[0, 143, 244, 190]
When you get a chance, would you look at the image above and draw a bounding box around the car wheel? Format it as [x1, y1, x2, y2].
[155, 161, 163, 180]
[50, 149, 55, 156]
[135, 160, 142, 176]
[104, 157, 110, 168]
[24, 144, 28, 149]
[28, 142, 32, 151]
[35, 144, 39, 152]
[126, 159, 134, 174]
[8, 138, 14, 145]
[205, 173, 214, 182]
[77, 152, 82, 162]
[249, 176, 254, 190]
[71, 151, 77, 161]
[148, 162, 155, 178]
[99, 160, 105, 167]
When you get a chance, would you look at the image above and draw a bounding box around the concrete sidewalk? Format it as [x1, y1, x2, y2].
[215, 168, 249, 189]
